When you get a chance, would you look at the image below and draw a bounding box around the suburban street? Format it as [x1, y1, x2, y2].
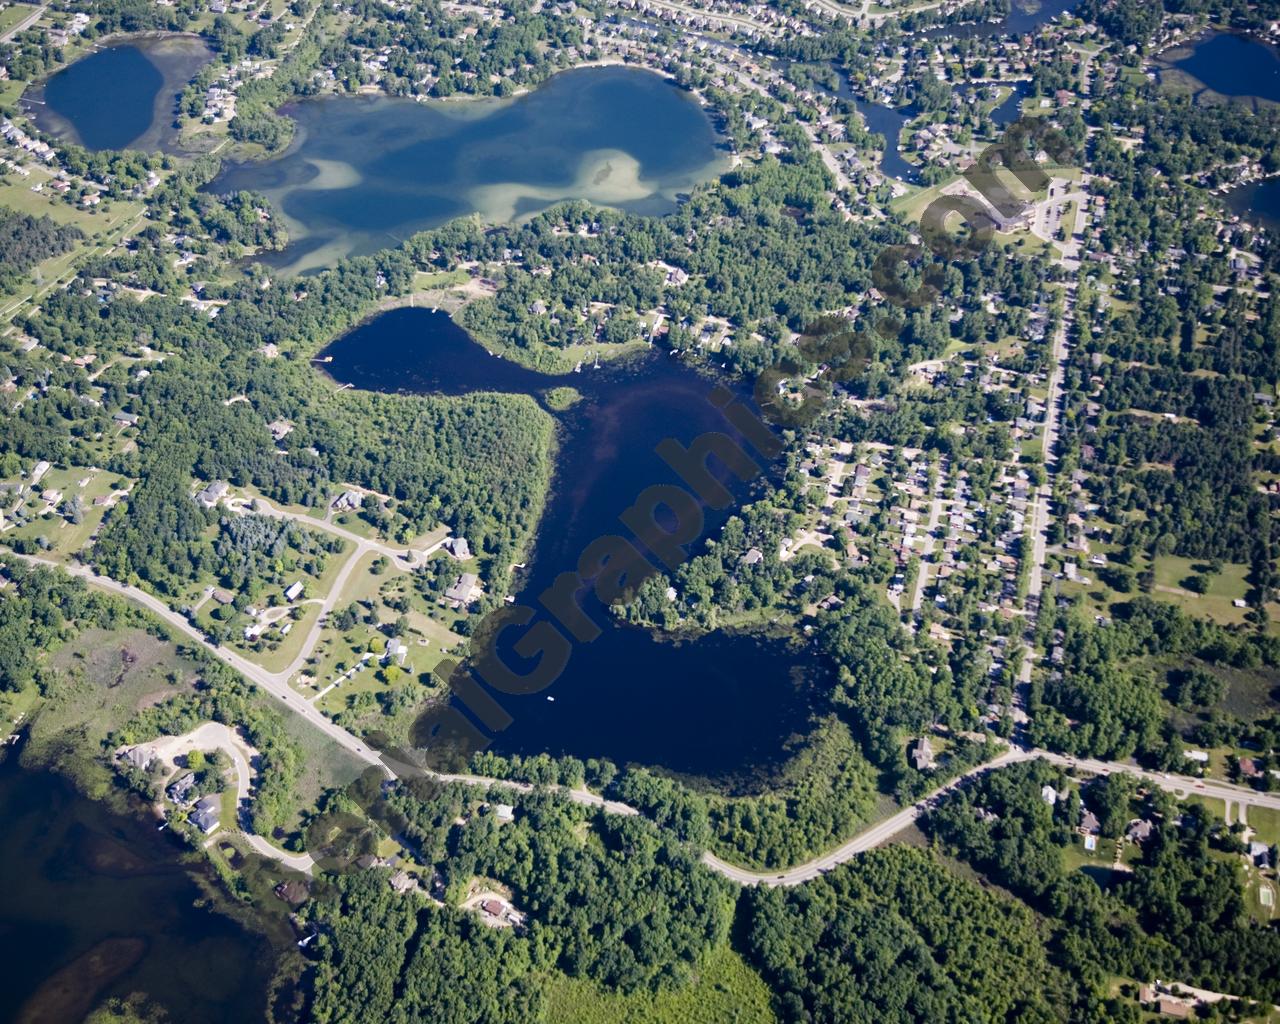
[1014, 275, 1076, 722]
[705, 745, 1280, 888]
[909, 465, 947, 617]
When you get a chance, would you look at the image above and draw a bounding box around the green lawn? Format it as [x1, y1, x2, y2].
[0, 686, 40, 741]
[996, 231, 1058, 258]
[0, 2, 38, 35]
[234, 601, 323, 674]
[1061, 833, 1112, 874]
[890, 178, 953, 222]
[317, 664, 385, 716]
[1247, 873, 1278, 924]
[0, 187, 147, 321]
[545, 945, 776, 1024]
[0, 464, 125, 560]
[1149, 555, 1280, 628]
[1182, 794, 1227, 823]
[413, 268, 470, 290]
[1248, 805, 1280, 847]
[298, 548, 462, 701]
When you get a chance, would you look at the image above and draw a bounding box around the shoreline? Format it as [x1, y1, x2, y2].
[19, 30, 214, 155]
[0, 740, 301, 1023]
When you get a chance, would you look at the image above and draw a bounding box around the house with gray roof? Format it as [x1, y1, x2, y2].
[190, 795, 221, 834]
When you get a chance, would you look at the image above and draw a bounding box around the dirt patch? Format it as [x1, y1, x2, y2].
[50, 629, 178, 690]
[135, 688, 182, 711]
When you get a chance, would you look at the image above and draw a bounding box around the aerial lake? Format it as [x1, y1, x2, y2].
[23, 35, 212, 152]
[323, 308, 820, 791]
[1225, 176, 1280, 232]
[0, 755, 279, 1023]
[213, 67, 728, 275]
[1158, 32, 1280, 106]
[921, 0, 1078, 41]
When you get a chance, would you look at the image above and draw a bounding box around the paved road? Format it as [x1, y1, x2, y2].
[703, 747, 1032, 886]
[703, 746, 1280, 887]
[18, 554, 1280, 887]
[1035, 751, 1280, 813]
[626, 0, 769, 33]
[227, 493, 450, 569]
[236, 833, 316, 874]
[0, 2, 46, 42]
[214, 494, 456, 693]
[140, 722, 257, 804]
[14, 554, 389, 771]
[138, 722, 320, 873]
[1014, 278, 1075, 721]
[909, 462, 947, 616]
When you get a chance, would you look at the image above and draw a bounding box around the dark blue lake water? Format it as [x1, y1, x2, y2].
[1225, 176, 1280, 232]
[0, 756, 278, 1023]
[1167, 32, 1280, 104]
[921, 0, 1077, 41]
[322, 308, 820, 791]
[25, 36, 212, 152]
[859, 100, 921, 183]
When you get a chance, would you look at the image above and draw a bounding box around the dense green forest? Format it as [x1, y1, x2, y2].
[308, 872, 541, 1024]
[299, 777, 1137, 1023]
[924, 759, 1280, 1007]
[744, 846, 1064, 1023]
[303, 781, 731, 1019]
[0, 207, 83, 295]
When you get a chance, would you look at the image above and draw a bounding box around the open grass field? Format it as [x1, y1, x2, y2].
[1182, 794, 1227, 823]
[0, 77, 24, 107]
[0, 2, 38, 34]
[1248, 873, 1278, 924]
[1248, 805, 1280, 847]
[1151, 555, 1257, 625]
[35, 622, 368, 828]
[23, 627, 201, 792]
[412, 268, 470, 290]
[996, 230, 1058, 258]
[0, 172, 141, 230]
[41, 627, 197, 726]
[0, 190, 147, 322]
[274, 701, 369, 829]
[545, 946, 776, 1024]
[1151, 558, 1280, 636]
[890, 178, 953, 222]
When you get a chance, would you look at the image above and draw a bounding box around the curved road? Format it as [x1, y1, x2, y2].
[16, 554, 1280, 887]
[17, 554, 389, 771]
[703, 748, 1032, 885]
